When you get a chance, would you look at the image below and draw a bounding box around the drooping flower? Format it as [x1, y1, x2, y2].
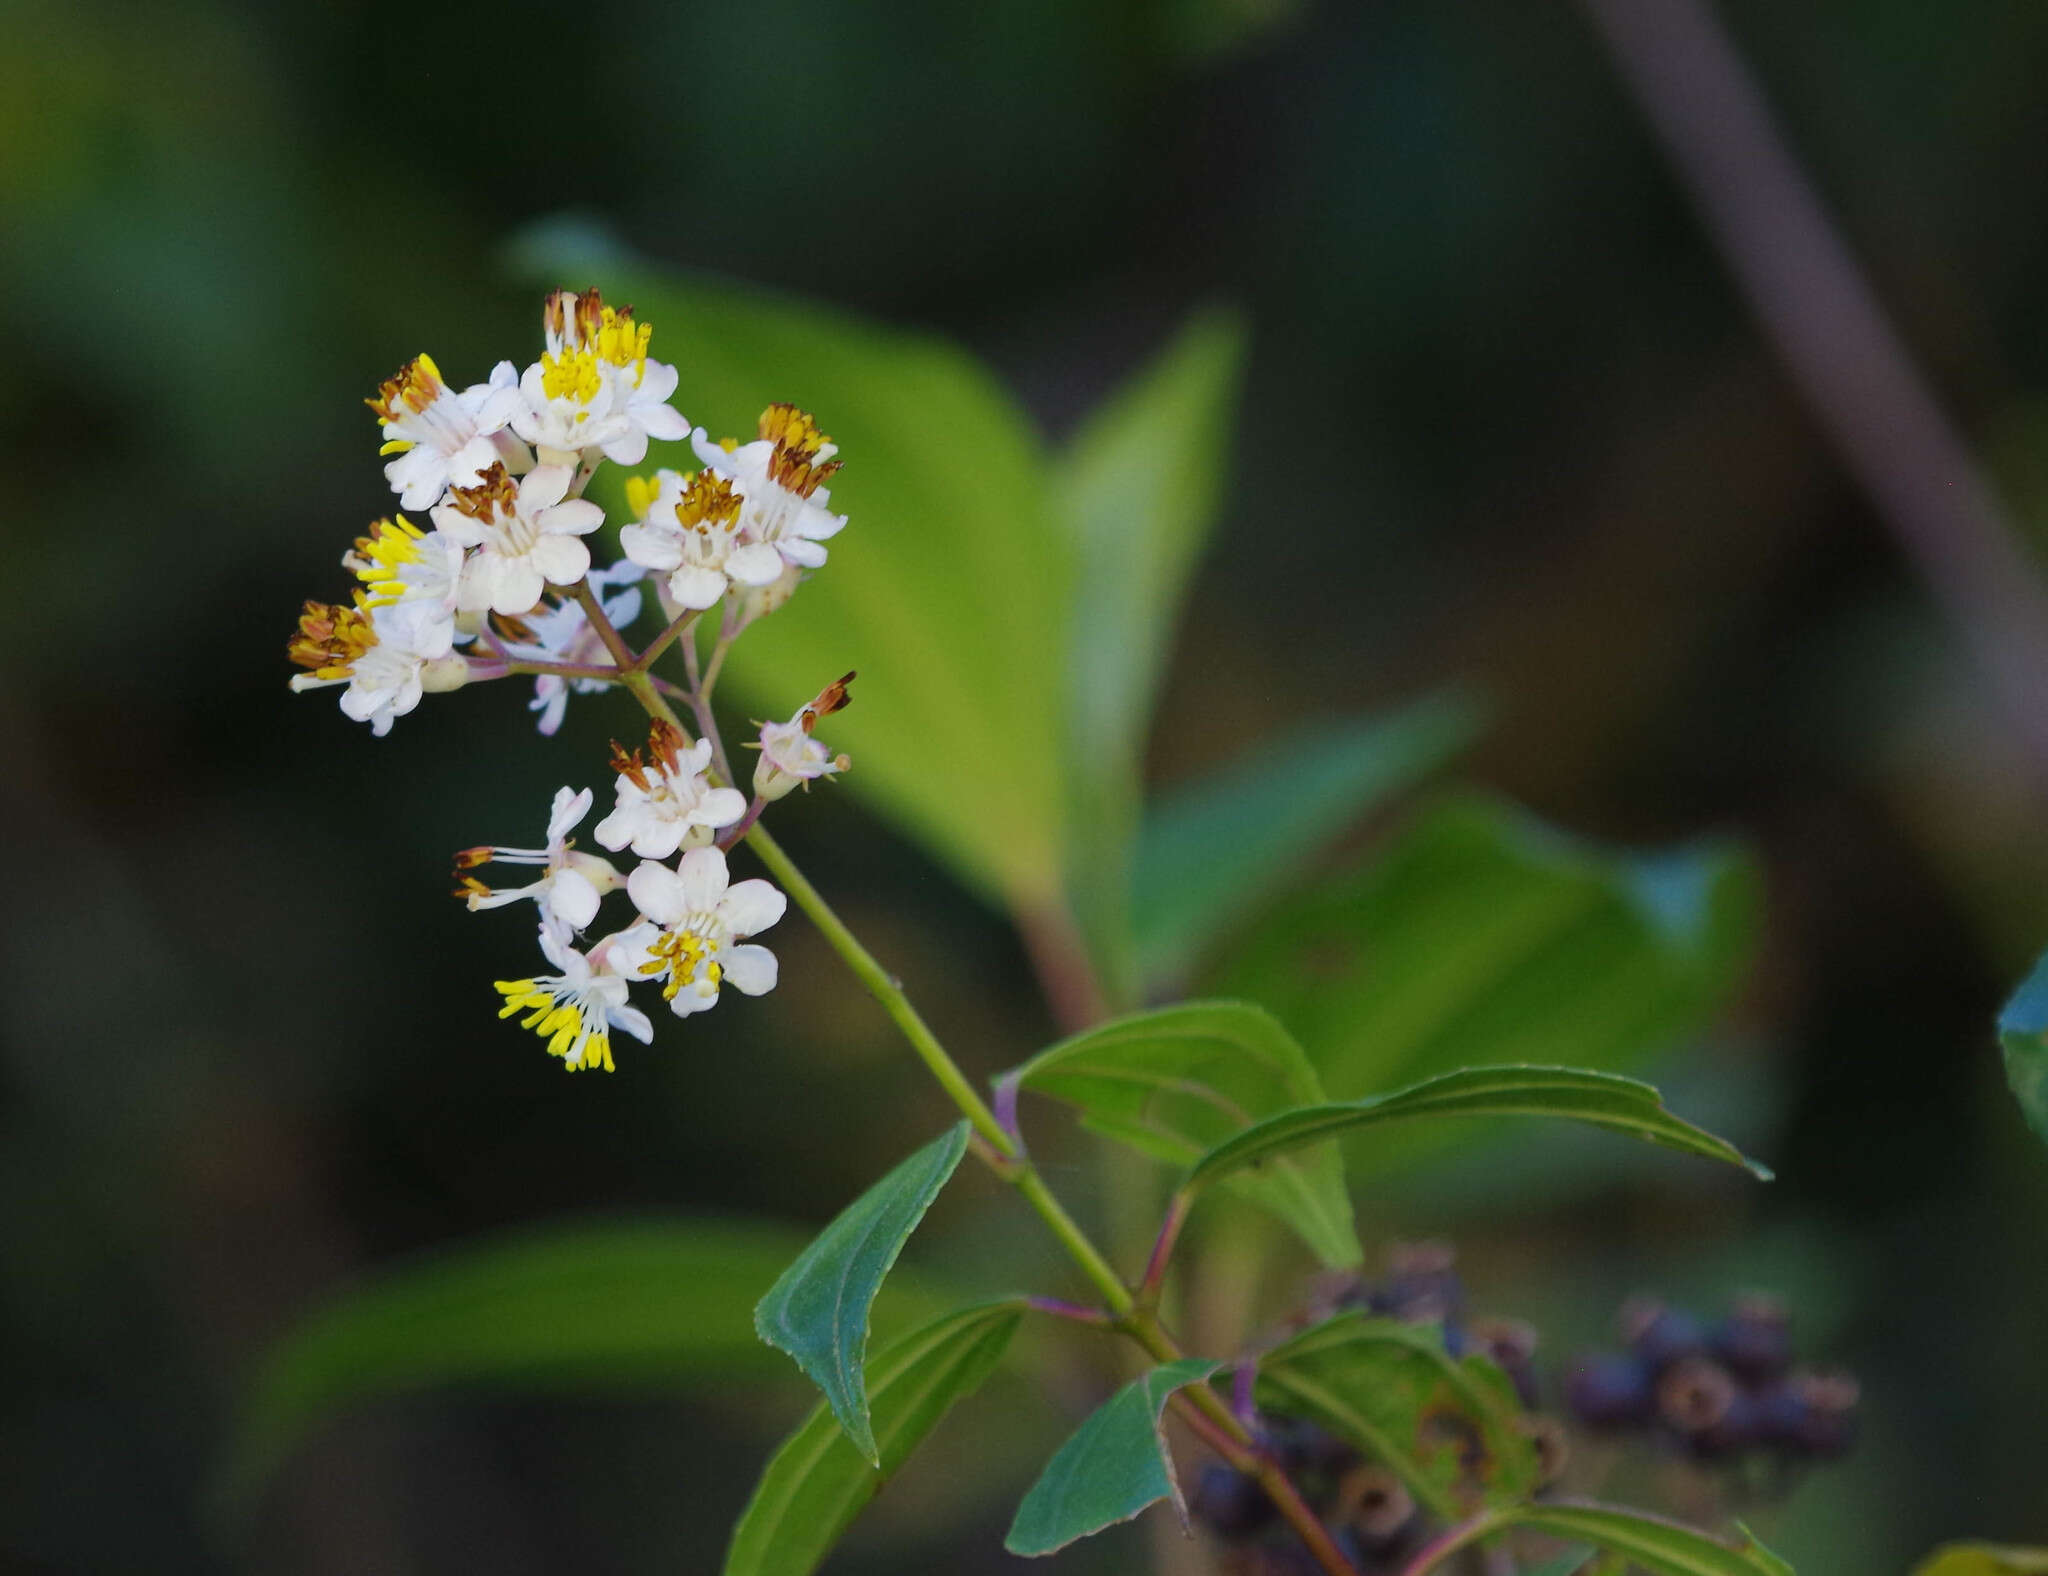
[616, 846, 784, 1017]
[689, 404, 848, 583]
[454, 786, 623, 931]
[493, 924, 653, 1072]
[430, 462, 604, 617]
[511, 289, 689, 469]
[369, 354, 531, 509]
[617, 468, 747, 611]
[593, 720, 748, 859]
[287, 596, 467, 736]
[752, 672, 854, 801]
[343, 515, 469, 630]
[496, 559, 644, 735]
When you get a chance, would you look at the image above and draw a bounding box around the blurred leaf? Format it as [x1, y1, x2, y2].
[511, 223, 1071, 911]
[1501, 1504, 1795, 1576]
[1253, 1314, 1538, 1520]
[221, 1216, 944, 1510]
[997, 1001, 1358, 1266]
[1216, 794, 1759, 1172]
[1058, 308, 1247, 1001]
[1187, 1065, 1770, 1203]
[724, 1301, 1024, 1576]
[1004, 1358, 1221, 1557]
[1996, 946, 2048, 1147]
[1131, 694, 1480, 985]
[1913, 1546, 2048, 1576]
[1522, 1551, 1597, 1576]
[756, 1123, 970, 1465]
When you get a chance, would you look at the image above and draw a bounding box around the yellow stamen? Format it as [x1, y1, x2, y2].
[287, 598, 375, 680]
[539, 347, 604, 403]
[348, 515, 428, 605]
[366, 354, 446, 421]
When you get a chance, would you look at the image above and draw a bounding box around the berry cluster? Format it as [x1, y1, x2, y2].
[1192, 1244, 1559, 1576]
[1565, 1295, 1859, 1465]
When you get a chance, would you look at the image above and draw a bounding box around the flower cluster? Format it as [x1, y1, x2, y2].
[288, 289, 855, 1069]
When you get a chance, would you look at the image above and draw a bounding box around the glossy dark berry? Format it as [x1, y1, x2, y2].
[1711, 1294, 1792, 1383]
[1566, 1352, 1657, 1427]
[1620, 1297, 1710, 1374]
[1191, 1464, 1277, 1539]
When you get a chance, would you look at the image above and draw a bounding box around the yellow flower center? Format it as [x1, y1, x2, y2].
[639, 930, 722, 1002]
[539, 347, 604, 404]
[348, 515, 427, 606]
[286, 598, 376, 680]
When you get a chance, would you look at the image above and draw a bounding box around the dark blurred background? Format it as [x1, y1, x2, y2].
[7, 0, 2048, 1571]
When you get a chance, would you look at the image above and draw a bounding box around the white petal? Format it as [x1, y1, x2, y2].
[720, 879, 787, 938]
[600, 428, 649, 466]
[676, 845, 730, 909]
[667, 983, 720, 1017]
[779, 537, 829, 569]
[609, 1002, 655, 1044]
[539, 498, 605, 537]
[529, 534, 592, 589]
[720, 944, 778, 996]
[619, 522, 683, 572]
[667, 565, 726, 610]
[726, 542, 785, 586]
[638, 403, 689, 442]
[548, 867, 601, 930]
[627, 860, 688, 924]
[547, 785, 593, 842]
[593, 807, 634, 852]
[695, 786, 749, 829]
[637, 360, 680, 405]
[488, 558, 546, 617]
[521, 464, 573, 510]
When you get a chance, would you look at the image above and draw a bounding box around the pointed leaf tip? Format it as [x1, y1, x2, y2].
[753, 1122, 970, 1465]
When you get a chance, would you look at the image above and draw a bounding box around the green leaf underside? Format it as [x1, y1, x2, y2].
[1131, 694, 1480, 985]
[723, 1302, 1024, 1576]
[1000, 1001, 1358, 1266]
[1215, 796, 1758, 1182]
[1253, 1314, 1538, 1521]
[1004, 1359, 1222, 1557]
[220, 1216, 944, 1511]
[1061, 309, 1248, 1006]
[1912, 1544, 2048, 1576]
[755, 1123, 971, 1465]
[1188, 1065, 1770, 1205]
[510, 225, 1070, 911]
[1996, 946, 2048, 1148]
[1502, 1503, 1796, 1576]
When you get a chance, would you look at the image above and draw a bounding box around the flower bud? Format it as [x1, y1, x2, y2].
[420, 655, 473, 693]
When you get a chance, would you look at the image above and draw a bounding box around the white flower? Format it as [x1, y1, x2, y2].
[494, 924, 654, 1072]
[511, 289, 688, 469]
[753, 672, 854, 801]
[287, 597, 466, 737]
[617, 468, 746, 611]
[498, 559, 644, 735]
[689, 404, 847, 584]
[455, 786, 623, 931]
[593, 722, 748, 859]
[617, 847, 784, 1017]
[370, 354, 532, 509]
[431, 462, 603, 617]
[343, 515, 470, 632]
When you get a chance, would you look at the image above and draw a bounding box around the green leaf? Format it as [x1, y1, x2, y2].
[997, 1001, 1358, 1267]
[1521, 1550, 1597, 1576]
[1997, 947, 2048, 1147]
[1188, 1066, 1771, 1203]
[1252, 1314, 1539, 1520]
[1500, 1503, 1796, 1576]
[220, 1216, 939, 1511]
[1131, 694, 1480, 985]
[1058, 308, 1248, 1000]
[510, 224, 1070, 912]
[724, 1302, 1024, 1576]
[755, 1123, 971, 1465]
[1912, 1544, 2048, 1576]
[1004, 1358, 1222, 1557]
[1216, 795, 1759, 1164]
